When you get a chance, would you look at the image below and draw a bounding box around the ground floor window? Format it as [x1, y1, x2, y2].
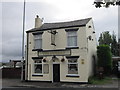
[67, 58, 78, 74]
[34, 64, 42, 73]
[34, 59, 42, 74]
[34, 59, 49, 74]
[43, 64, 49, 74]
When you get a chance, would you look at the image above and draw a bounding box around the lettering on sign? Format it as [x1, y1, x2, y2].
[38, 49, 71, 56]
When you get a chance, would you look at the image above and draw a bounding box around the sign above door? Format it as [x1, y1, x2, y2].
[38, 49, 71, 56]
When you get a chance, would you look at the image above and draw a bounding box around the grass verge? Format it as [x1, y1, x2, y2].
[88, 76, 113, 85]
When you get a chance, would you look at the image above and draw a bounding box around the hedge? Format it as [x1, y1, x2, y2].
[97, 45, 112, 75]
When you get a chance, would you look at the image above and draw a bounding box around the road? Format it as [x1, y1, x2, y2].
[1, 78, 120, 90]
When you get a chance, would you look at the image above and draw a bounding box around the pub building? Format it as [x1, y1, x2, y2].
[25, 15, 97, 83]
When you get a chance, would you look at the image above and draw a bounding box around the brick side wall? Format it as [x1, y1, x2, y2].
[2, 68, 21, 78]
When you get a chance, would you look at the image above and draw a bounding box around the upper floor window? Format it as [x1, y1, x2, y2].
[34, 34, 42, 49]
[67, 31, 77, 47]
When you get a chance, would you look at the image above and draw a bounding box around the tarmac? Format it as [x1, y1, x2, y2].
[1, 77, 120, 89]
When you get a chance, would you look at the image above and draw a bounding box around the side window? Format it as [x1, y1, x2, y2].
[68, 58, 78, 74]
[34, 34, 42, 49]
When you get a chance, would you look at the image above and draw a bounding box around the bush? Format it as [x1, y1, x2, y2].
[97, 45, 112, 75]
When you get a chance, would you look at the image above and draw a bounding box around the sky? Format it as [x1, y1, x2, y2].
[1, 0, 119, 62]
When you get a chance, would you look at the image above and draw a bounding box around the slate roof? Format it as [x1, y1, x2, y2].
[27, 18, 91, 33]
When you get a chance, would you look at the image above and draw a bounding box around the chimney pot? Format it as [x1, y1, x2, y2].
[36, 15, 39, 18]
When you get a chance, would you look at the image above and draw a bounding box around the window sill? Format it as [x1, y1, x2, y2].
[32, 74, 43, 77]
[32, 49, 43, 51]
[66, 47, 79, 49]
[66, 74, 79, 77]
[32, 57, 43, 59]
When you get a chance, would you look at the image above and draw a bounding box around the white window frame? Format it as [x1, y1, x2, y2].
[33, 59, 43, 75]
[67, 31, 77, 47]
[34, 34, 42, 49]
[67, 58, 78, 75]
[33, 59, 49, 75]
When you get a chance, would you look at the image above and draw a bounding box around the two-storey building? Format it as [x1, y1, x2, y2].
[25, 15, 97, 83]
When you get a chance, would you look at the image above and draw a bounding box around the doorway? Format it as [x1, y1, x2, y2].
[53, 64, 60, 82]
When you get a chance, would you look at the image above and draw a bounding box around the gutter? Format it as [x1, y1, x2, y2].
[26, 25, 86, 33]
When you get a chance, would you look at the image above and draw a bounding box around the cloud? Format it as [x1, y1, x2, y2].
[0, 2, 2, 62]
[1, 1, 118, 62]
[87, 6, 118, 41]
[118, 6, 120, 39]
[1, 1, 63, 62]
[39, 0, 95, 21]
[24, 2, 61, 30]
[2, 2, 23, 62]
[2, 39, 22, 57]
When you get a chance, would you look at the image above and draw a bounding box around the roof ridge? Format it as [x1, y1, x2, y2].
[44, 18, 92, 24]
[27, 17, 92, 33]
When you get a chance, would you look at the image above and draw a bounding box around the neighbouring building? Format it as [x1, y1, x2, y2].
[25, 15, 97, 83]
[2, 60, 22, 78]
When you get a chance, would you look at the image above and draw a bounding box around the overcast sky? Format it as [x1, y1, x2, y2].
[1, 0, 118, 62]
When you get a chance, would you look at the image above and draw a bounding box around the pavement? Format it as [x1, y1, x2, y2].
[1, 77, 120, 89]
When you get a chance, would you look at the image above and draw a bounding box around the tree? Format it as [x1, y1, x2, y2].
[97, 45, 112, 75]
[111, 31, 119, 56]
[98, 31, 119, 56]
[98, 31, 112, 46]
[94, 0, 120, 8]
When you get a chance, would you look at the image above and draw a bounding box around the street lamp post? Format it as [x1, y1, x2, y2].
[21, 0, 26, 81]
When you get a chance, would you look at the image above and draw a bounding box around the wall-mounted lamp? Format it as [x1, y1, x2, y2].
[61, 58, 65, 62]
[93, 31, 95, 33]
[87, 36, 92, 40]
[51, 30, 58, 35]
[43, 58, 46, 62]
[52, 56, 58, 62]
[88, 26, 92, 28]
[47, 30, 58, 35]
